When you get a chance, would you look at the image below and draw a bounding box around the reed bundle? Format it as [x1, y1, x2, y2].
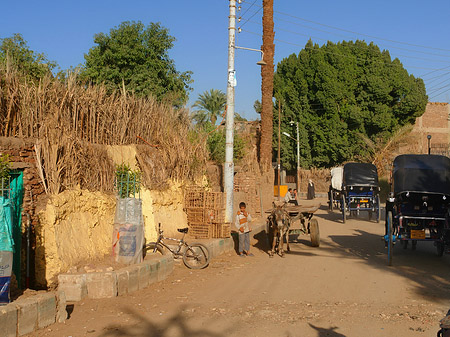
[0, 66, 206, 193]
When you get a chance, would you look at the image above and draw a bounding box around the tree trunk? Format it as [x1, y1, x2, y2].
[260, 0, 274, 172]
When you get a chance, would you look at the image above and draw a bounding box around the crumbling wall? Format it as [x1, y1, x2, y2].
[35, 188, 116, 287]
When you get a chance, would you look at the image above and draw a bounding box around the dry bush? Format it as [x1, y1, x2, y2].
[0, 66, 207, 193]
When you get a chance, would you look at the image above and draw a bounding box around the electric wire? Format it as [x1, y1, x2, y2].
[241, 28, 446, 71]
[239, 0, 258, 19]
[245, 18, 450, 64]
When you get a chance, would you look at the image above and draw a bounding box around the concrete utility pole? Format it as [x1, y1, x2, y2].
[277, 101, 281, 201]
[224, 0, 236, 223]
[295, 122, 300, 193]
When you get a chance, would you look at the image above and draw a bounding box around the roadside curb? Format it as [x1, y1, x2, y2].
[0, 290, 67, 337]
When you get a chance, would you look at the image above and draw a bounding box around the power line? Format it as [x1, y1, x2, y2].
[429, 85, 450, 100]
[425, 72, 450, 86]
[272, 15, 450, 60]
[272, 10, 450, 53]
[246, 19, 450, 65]
[428, 83, 450, 95]
[420, 65, 450, 78]
[238, 5, 262, 29]
[239, 3, 450, 53]
[239, 0, 258, 19]
[240, 28, 447, 71]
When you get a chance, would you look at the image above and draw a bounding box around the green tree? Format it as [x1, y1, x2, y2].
[0, 33, 56, 81]
[192, 89, 227, 126]
[274, 40, 428, 168]
[82, 21, 192, 105]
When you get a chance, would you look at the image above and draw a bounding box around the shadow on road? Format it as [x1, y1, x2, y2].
[98, 306, 228, 337]
[325, 229, 450, 301]
[308, 323, 346, 337]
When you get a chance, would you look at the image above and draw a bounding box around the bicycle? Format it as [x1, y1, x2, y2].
[143, 223, 211, 269]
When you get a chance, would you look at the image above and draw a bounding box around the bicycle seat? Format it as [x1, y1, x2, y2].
[177, 228, 189, 233]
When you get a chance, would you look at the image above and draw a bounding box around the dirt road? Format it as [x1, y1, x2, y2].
[30, 198, 450, 337]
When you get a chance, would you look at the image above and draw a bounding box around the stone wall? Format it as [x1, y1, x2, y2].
[0, 137, 46, 289]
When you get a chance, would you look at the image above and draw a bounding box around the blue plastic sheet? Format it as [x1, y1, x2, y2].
[0, 251, 13, 304]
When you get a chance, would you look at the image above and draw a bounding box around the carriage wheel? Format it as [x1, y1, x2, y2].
[402, 240, 408, 249]
[436, 241, 445, 257]
[341, 195, 346, 223]
[387, 211, 393, 266]
[376, 195, 381, 223]
[310, 218, 320, 247]
[329, 191, 334, 211]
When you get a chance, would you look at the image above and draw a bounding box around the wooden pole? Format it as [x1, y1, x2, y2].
[277, 100, 281, 201]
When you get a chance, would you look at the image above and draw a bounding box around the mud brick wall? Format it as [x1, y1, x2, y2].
[0, 137, 46, 290]
[412, 102, 450, 152]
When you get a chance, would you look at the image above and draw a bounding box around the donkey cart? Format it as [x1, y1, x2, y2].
[266, 201, 321, 257]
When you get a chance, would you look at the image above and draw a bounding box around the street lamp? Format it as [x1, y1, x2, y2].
[282, 121, 300, 193]
[427, 134, 432, 155]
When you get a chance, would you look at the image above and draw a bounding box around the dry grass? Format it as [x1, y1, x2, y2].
[0, 66, 207, 193]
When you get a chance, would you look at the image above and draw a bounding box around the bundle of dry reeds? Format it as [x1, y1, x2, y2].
[0, 65, 207, 193]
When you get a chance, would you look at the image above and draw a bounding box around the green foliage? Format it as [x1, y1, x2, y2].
[115, 163, 141, 198]
[274, 40, 428, 168]
[253, 100, 261, 114]
[203, 124, 245, 164]
[234, 112, 247, 121]
[0, 154, 10, 181]
[82, 21, 192, 106]
[0, 33, 57, 81]
[192, 89, 226, 126]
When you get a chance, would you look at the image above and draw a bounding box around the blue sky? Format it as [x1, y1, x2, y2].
[2, 1, 450, 121]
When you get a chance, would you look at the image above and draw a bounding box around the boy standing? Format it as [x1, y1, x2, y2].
[235, 202, 253, 257]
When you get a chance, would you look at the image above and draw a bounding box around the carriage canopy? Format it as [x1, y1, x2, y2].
[331, 167, 343, 190]
[393, 154, 450, 195]
[343, 163, 378, 187]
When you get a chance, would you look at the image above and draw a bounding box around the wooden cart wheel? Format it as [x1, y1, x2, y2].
[310, 218, 320, 247]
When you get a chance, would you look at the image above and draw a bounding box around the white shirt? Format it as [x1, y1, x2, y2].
[235, 211, 252, 233]
[284, 192, 294, 203]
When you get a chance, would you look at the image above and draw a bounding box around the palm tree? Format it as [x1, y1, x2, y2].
[192, 89, 226, 126]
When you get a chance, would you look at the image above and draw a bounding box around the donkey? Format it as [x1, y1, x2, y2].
[268, 202, 291, 257]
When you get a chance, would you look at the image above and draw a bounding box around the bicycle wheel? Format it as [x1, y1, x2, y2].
[183, 243, 210, 269]
[387, 211, 393, 266]
[143, 242, 167, 258]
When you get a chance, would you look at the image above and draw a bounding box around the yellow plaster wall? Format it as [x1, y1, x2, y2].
[36, 145, 189, 287]
[35, 188, 116, 287]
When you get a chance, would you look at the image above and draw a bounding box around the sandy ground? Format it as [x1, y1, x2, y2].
[29, 197, 450, 337]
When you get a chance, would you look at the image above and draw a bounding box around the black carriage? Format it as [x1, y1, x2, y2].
[328, 167, 343, 211]
[340, 162, 381, 223]
[385, 154, 450, 265]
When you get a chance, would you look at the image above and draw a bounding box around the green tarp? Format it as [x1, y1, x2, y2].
[0, 197, 14, 252]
